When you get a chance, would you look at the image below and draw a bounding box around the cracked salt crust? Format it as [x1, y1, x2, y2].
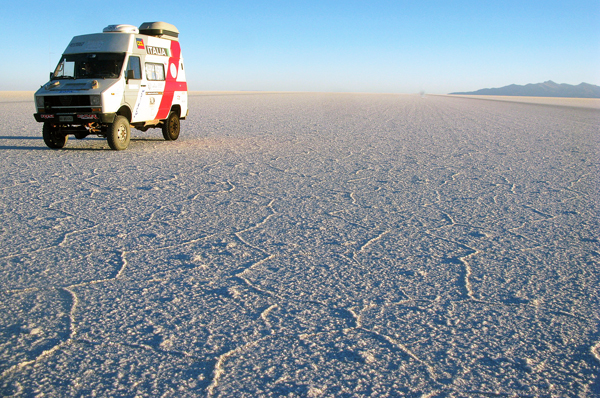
[0, 93, 599, 396]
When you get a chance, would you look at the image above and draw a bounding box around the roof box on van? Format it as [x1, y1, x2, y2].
[139, 22, 179, 41]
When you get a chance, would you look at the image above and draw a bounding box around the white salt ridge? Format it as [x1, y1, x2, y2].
[0, 93, 599, 396]
[446, 94, 600, 109]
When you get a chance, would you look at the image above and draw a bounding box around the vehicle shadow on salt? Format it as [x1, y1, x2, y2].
[66, 137, 168, 151]
[0, 136, 47, 150]
[0, 145, 48, 150]
[0, 136, 44, 140]
[130, 137, 168, 142]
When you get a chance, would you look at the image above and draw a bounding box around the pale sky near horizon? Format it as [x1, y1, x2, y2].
[3, 0, 599, 94]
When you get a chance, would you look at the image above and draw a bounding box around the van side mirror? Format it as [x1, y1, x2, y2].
[126, 69, 135, 82]
[50, 72, 53, 81]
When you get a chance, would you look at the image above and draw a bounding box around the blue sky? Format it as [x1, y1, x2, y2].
[3, 0, 599, 93]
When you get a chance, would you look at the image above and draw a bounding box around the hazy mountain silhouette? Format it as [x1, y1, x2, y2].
[451, 81, 600, 98]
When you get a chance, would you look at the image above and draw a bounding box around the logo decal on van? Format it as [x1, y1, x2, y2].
[146, 46, 169, 57]
[136, 38, 145, 49]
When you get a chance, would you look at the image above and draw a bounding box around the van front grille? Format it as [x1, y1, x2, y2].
[44, 95, 92, 112]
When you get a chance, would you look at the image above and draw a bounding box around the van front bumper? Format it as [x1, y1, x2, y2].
[34, 112, 116, 124]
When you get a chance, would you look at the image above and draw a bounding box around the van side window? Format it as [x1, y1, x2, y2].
[145, 63, 165, 81]
[126, 56, 141, 79]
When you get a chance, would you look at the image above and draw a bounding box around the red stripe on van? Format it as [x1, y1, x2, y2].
[156, 41, 188, 120]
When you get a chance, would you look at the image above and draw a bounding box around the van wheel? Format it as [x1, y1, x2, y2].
[107, 115, 131, 150]
[162, 111, 180, 141]
[43, 123, 68, 149]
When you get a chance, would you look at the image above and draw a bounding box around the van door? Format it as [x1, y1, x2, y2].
[123, 55, 145, 122]
[143, 61, 166, 121]
[124, 55, 162, 123]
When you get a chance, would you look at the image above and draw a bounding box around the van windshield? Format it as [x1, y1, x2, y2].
[52, 53, 126, 80]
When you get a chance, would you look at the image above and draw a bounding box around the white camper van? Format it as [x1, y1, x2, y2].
[34, 22, 188, 150]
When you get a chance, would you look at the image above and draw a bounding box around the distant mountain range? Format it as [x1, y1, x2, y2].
[450, 81, 600, 98]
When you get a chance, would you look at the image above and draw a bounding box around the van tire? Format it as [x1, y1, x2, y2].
[43, 123, 68, 149]
[162, 111, 180, 141]
[107, 115, 131, 150]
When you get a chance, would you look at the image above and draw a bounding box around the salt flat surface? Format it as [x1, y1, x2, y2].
[0, 92, 35, 103]
[1, 93, 599, 397]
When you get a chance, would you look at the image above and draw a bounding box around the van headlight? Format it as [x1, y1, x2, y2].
[35, 96, 45, 108]
[90, 95, 101, 106]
